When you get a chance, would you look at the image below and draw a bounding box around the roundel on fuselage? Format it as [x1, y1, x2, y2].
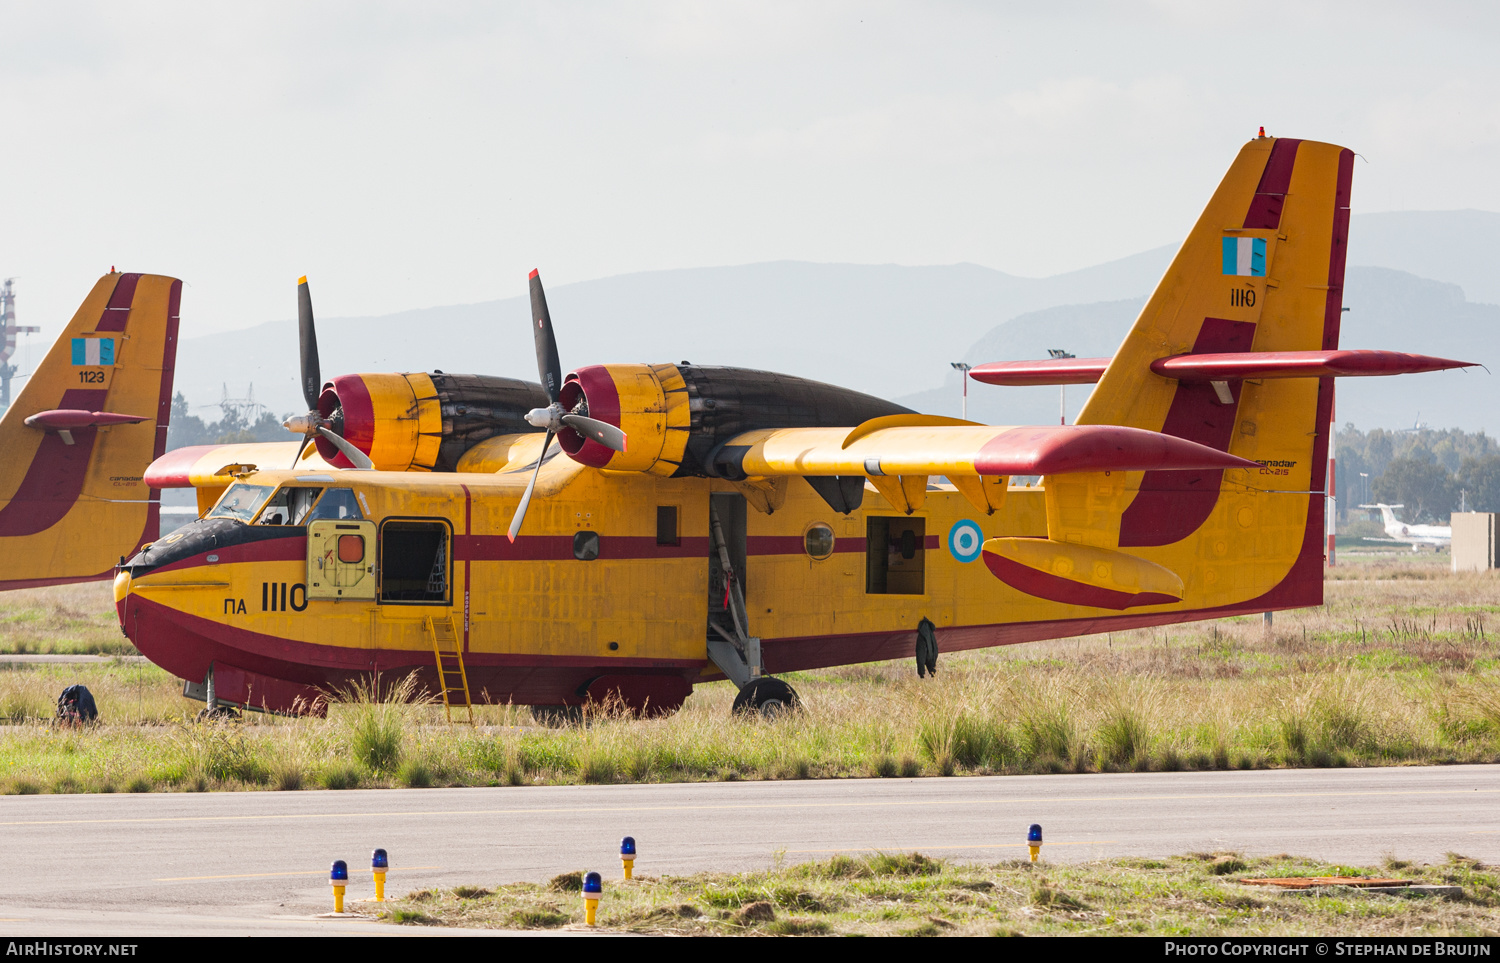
[949, 519, 983, 563]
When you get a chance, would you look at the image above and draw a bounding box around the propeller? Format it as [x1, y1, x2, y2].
[281, 276, 374, 471]
[507, 269, 627, 541]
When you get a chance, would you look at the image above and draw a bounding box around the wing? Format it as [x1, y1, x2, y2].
[710, 419, 1256, 512]
[708, 417, 1258, 610]
[145, 441, 335, 489]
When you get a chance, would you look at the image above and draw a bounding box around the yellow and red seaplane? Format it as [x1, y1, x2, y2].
[116, 135, 1473, 718]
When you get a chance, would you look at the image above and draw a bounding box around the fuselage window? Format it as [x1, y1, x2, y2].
[254, 487, 324, 526]
[804, 523, 835, 560]
[206, 483, 275, 523]
[656, 506, 679, 546]
[574, 531, 600, 561]
[307, 488, 363, 522]
[379, 519, 451, 603]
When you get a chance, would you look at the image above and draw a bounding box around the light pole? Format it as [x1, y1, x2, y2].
[950, 362, 972, 420]
[1360, 472, 1368, 506]
[1048, 349, 1075, 425]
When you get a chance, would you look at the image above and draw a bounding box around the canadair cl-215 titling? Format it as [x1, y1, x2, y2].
[116, 134, 1476, 719]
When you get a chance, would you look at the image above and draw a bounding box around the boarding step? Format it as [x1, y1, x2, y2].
[425, 614, 473, 726]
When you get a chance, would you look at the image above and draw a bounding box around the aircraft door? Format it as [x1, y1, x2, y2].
[307, 519, 378, 600]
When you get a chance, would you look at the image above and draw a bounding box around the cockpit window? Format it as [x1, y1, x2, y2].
[254, 487, 324, 526]
[206, 484, 275, 523]
[306, 488, 363, 522]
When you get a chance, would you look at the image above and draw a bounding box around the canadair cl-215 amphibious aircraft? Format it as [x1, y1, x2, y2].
[118, 134, 1475, 719]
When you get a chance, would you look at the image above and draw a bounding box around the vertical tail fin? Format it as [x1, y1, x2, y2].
[1078, 137, 1352, 557]
[0, 272, 181, 589]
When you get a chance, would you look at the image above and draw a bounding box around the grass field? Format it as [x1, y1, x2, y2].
[0, 550, 1496, 795]
[378, 850, 1500, 936]
[0, 583, 136, 655]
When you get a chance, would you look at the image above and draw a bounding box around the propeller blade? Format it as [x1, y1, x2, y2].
[561, 413, 627, 453]
[529, 269, 563, 404]
[297, 276, 322, 411]
[317, 425, 374, 470]
[289, 436, 309, 470]
[507, 429, 553, 542]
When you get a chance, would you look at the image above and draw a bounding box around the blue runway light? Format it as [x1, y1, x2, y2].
[372, 848, 389, 869]
[330, 859, 349, 882]
[583, 871, 603, 895]
[1027, 824, 1043, 864]
[620, 836, 636, 857]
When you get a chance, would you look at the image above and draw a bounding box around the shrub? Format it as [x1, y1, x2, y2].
[1097, 706, 1150, 767]
[400, 759, 434, 788]
[321, 764, 362, 790]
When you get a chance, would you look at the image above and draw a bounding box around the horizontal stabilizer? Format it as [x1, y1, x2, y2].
[971, 350, 1475, 387]
[1150, 350, 1476, 380]
[23, 409, 149, 431]
[969, 358, 1110, 386]
[981, 537, 1184, 610]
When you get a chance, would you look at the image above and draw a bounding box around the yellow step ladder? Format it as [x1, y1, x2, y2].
[425, 614, 474, 725]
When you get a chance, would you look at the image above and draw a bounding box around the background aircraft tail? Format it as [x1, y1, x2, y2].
[1358, 503, 1402, 524]
[0, 272, 181, 590]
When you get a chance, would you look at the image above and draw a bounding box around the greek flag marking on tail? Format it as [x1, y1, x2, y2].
[70, 337, 114, 366]
[1221, 236, 1267, 277]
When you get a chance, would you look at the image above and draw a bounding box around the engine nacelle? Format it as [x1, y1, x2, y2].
[556, 363, 911, 477]
[317, 372, 548, 472]
[557, 364, 691, 475]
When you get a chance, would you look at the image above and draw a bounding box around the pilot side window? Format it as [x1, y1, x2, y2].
[379, 519, 451, 604]
[255, 487, 323, 526]
[306, 488, 363, 522]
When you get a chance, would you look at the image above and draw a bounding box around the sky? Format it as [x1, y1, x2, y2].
[3, 2, 1500, 339]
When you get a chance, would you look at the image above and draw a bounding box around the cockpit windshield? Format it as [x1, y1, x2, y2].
[206, 484, 275, 523]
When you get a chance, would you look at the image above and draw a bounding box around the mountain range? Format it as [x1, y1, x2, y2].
[166, 210, 1500, 433]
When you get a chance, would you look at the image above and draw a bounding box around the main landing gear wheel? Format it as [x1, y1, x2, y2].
[732, 678, 800, 718]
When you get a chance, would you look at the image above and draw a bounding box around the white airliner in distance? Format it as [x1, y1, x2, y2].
[1358, 503, 1452, 550]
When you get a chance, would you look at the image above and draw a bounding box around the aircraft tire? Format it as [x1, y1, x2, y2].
[731, 677, 800, 718]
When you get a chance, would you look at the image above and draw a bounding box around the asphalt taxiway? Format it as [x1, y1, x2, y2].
[0, 765, 1494, 935]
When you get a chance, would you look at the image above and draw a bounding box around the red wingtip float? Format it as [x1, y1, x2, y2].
[105, 134, 1488, 720]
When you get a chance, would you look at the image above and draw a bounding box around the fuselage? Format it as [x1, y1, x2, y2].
[115, 432, 1321, 712]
